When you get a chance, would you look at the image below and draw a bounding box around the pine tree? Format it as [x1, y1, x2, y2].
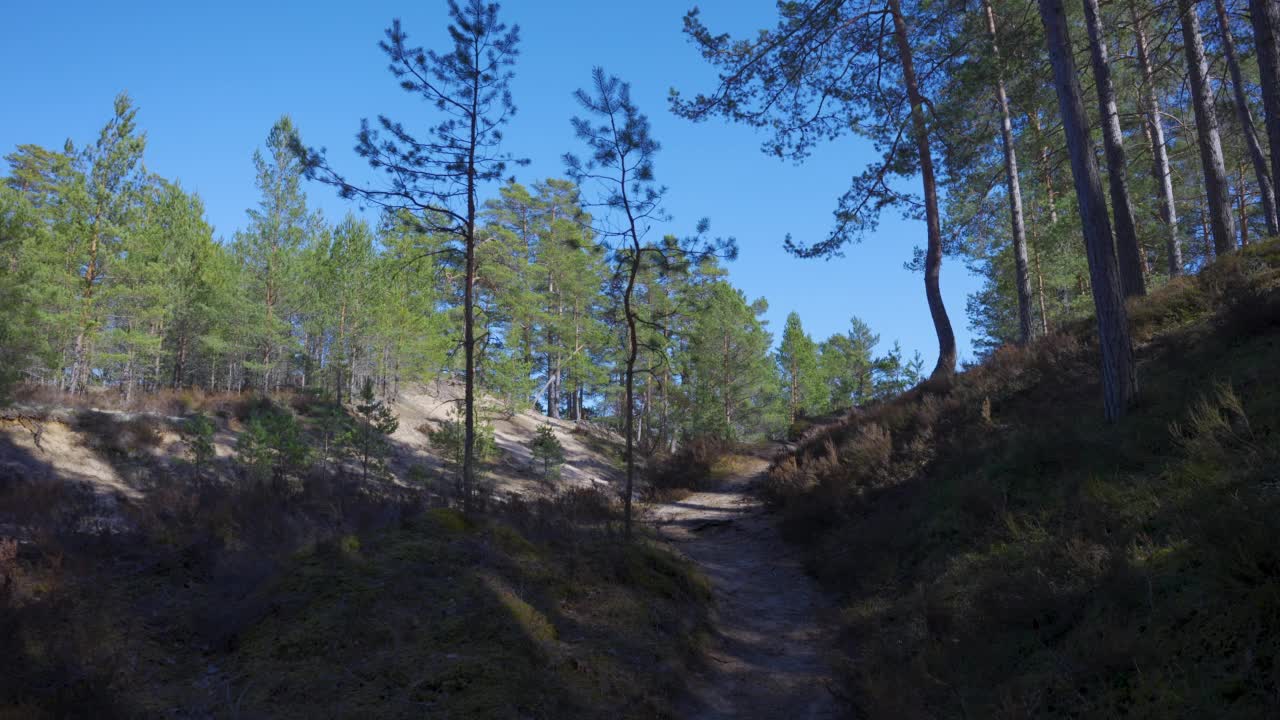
[1039, 0, 1136, 420]
[777, 312, 824, 422]
[685, 282, 781, 441]
[344, 378, 400, 483]
[0, 185, 49, 398]
[1180, 0, 1238, 256]
[297, 1, 525, 510]
[528, 423, 565, 481]
[235, 116, 314, 392]
[819, 317, 881, 410]
[66, 94, 147, 393]
[673, 0, 959, 380]
[1214, 0, 1279, 234]
[1083, 0, 1146, 297]
[566, 68, 732, 540]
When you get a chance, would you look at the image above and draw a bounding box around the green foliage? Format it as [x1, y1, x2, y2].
[481, 350, 537, 417]
[232, 115, 317, 390]
[0, 185, 50, 399]
[528, 423, 566, 480]
[777, 311, 825, 420]
[180, 412, 217, 469]
[341, 379, 400, 482]
[685, 282, 783, 441]
[818, 317, 879, 410]
[427, 407, 498, 479]
[236, 403, 310, 484]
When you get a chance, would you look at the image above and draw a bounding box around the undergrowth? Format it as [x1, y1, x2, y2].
[0, 401, 710, 718]
[765, 240, 1280, 718]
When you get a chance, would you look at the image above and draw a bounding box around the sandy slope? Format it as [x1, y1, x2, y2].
[649, 455, 845, 719]
[0, 383, 623, 504]
[390, 380, 622, 496]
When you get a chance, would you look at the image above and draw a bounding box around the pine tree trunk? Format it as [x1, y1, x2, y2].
[1039, 0, 1136, 421]
[461, 167, 478, 509]
[70, 225, 101, 395]
[1182, 0, 1239, 255]
[462, 223, 477, 505]
[1034, 121, 1057, 333]
[1240, 162, 1252, 245]
[1131, 2, 1184, 275]
[789, 356, 799, 422]
[1217, 0, 1279, 233]
[984, 0, 1036, 344]
[1033, 237, 1050, 334]
[173, 332, 188, 389]
[125, 351, 135, 406]
[1250, 0, 1280, 213]
[1084, 0, 1146, 296]
[888, 0, 956, 379]
[622, 248, 640, 541]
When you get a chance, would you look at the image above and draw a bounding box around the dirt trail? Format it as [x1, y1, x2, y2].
[649, 455, 844, 719]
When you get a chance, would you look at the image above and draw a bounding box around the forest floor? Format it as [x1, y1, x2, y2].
[649, 450, 843, 719]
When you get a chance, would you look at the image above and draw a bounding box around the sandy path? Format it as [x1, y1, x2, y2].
[648, 455, 844, 719]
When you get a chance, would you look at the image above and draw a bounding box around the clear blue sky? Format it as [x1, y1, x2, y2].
[0, 0, 981, 366]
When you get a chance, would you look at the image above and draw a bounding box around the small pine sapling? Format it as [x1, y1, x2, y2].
[236, 406, 310, 485]
[528, 423, 566, 481]
[344, 379, 399, 483]
[181, 412, 217, 477]
[428, 406, 497, 496]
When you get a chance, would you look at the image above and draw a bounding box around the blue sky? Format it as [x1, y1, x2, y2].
[0, 0, 981, 366]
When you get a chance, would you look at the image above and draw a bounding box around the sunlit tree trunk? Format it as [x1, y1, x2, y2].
[1039, 0, 1136, 421]
[889, 0, 956, 378]
[1215, 0, 1279, 234]
[1181, 0, 1238, 255]
[1131, 2, 1184, 275]
[1250, 0, 1280, 209]
[984, 0, 1036, 343]
[1084, 0, 1145, 296]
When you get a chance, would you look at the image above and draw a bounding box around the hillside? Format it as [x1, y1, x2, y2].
[0, 383, 724, 719]
[765, 241, 1280, 717]
[0, 381, 623, 514]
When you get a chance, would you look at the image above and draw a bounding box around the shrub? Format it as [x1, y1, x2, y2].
[646, 436, 732, 495]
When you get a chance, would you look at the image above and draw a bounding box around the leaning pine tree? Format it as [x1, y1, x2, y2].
[295, 0, 525, 509]
[672, 0, 959, 380]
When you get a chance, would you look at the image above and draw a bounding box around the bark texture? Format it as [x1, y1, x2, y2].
[1083, 0, 1146, 296]
[1181, 0, 1239, 255]
[1039, 0, 1137, 421]
[985, 0, 1036, 344]
[1131, 3, 1184, 274]
[1215, 0, 1279, 234]
[889, 0, 957, 379]
[1251, 0, 1280, 211]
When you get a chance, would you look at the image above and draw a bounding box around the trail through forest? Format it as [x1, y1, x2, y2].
[650, 452, 843, 719]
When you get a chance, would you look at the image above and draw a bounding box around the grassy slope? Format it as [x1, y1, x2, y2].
[767, 241, 1280, 718]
